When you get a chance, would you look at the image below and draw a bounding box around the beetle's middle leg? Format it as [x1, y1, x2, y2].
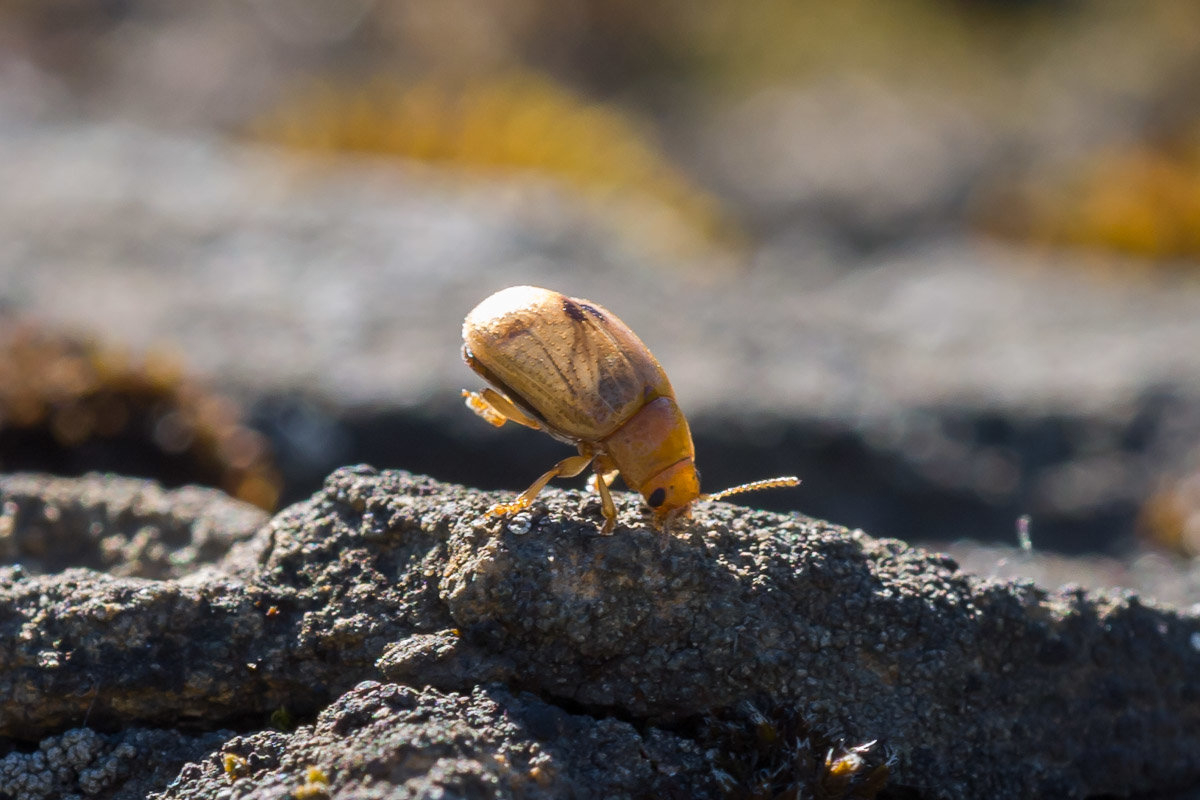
[489, 453, 594, 518]
[462, 388, 542, 430]
[592, 470, 618, 535]
[590, 454, 620, 489]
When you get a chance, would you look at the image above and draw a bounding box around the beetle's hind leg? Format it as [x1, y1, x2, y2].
[462, 388, 542, 430]
[489, 453, 594, 518]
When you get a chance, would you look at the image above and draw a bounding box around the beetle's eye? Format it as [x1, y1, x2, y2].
[648, 488, 667, 508]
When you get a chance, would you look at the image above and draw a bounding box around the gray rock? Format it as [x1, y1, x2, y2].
[2, 468, 1199, 798]
[151, 681, 713, 800]
[0, 472, 268, 579]
[0, 726, 232, 800]
[694, 79, 995, 242]
[942, 539, 1200, 609]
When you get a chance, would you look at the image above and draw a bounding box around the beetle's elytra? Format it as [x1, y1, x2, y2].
[462, 285, 797, 533]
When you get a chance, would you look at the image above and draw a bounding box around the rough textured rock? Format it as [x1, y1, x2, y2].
[0, 473, 268, 579]
[151, 681, 712, 800]
[2, 467, 1199, 798]
[0, 727, 232, 800]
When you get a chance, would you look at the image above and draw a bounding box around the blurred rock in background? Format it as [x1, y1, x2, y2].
[3, 0, 1200, 602]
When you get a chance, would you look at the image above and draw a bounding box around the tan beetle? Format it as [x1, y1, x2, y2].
[462, 285, 798, 533]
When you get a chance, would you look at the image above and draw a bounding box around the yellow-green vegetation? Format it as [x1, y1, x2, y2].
[1140, 468, 1200, 557]
[270, 705, 296, 732]
[677, 0, 1063, 92]
[295, 766, 331, 799]
[223, 753, 249, 782]
[249, 72, 739, 256]
[0, 318, 281, 510]
[976, 129, 1200, 263]
[520, 0, 1196, 108]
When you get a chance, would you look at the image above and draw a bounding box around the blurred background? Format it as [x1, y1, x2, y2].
[2, 0, 1200, 602]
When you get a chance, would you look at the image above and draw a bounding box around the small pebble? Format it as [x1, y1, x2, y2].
[507, 513, 532, 535]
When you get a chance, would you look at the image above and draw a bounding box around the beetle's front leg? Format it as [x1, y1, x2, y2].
[462, 388, 542, 430]
[489, 453, 594, 518]
[654, 504, 692, 544]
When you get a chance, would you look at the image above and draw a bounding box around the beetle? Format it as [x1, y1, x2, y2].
[461, 285, 798, 533]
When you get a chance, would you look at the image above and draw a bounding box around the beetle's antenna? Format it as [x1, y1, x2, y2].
[702, 476, 800, 502]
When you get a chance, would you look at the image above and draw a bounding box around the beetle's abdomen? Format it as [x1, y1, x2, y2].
[463, 286, 672, 440]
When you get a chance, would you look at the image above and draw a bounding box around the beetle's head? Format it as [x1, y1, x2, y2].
[641, 458, 701, 521]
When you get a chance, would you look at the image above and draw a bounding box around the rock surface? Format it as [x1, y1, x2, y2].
[0, 473, 268, 579]
[151, 681, 714, 800]
[0, 727, 232, 800]
[2, 468, 1199, 798]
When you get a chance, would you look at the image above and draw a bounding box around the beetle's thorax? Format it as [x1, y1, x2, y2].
[601, 395, 699, 506]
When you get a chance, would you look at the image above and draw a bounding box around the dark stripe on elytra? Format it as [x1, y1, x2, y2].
[579, 302, 606, 321]
[495, 320, 533, 342]
[556, 298, 598, 396]
[562, 297, 587, 322]
[573, 306, 638, 416]
[538, 308, 616, 424]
